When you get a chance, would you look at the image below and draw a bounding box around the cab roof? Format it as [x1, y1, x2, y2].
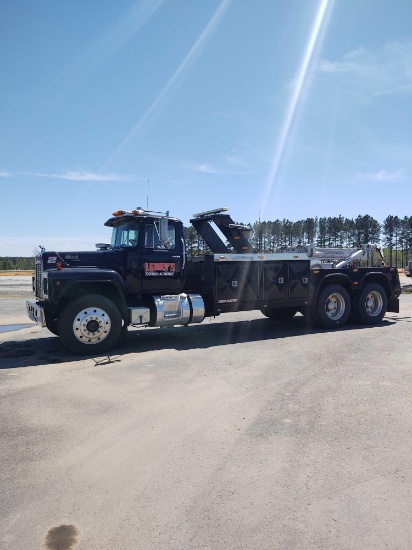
[104, 210, 180, 227]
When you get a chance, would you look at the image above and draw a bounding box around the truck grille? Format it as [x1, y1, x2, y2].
[35, 260, 42, 298]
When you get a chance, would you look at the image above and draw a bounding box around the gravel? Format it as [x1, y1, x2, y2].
[0, 276, 33, 300]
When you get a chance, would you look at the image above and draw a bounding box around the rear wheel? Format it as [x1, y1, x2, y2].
[313, 284, 350, 329]
[59, 294, 122, 355]
[261, 307, 298, 321]
[352, 283, 387, 325]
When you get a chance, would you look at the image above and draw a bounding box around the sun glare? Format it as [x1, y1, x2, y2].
[101, 0, 232, 171]
[260, 0, 334, 218]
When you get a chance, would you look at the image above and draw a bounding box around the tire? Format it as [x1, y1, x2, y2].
[59, 294, 122, 355]
[46, 318, 59, 336]
[352, 283, 387, 325]
[313, 284, 351, 329]
[261, 307, 298, 321]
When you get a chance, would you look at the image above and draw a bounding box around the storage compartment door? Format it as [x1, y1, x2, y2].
[262, 262, 287, 301]
[288, 261, 310, 299]
[215, 262, 259, 307]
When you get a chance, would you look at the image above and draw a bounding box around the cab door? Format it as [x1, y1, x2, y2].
[141, 219, 184, 293]
[111, 220, 142, 295]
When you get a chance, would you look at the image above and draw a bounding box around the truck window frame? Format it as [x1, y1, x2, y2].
[144, 221, 176, 250]
[111, 221, 140, 248]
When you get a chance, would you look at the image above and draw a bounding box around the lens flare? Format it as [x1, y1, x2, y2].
[102, 0, 232, 171]
[260, 0, 333, 217]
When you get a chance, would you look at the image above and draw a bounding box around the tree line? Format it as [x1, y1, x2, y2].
[0, 257, 35, 271]
[185, 214, 412, 266]
[1, 214, 411, 269]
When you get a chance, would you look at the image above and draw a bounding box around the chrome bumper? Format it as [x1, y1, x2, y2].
[26, 299, 46, 327]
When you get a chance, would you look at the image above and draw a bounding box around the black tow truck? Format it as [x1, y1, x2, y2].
[27, 207, 401, 354]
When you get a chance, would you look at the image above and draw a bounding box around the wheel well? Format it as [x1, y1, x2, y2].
[360, 275, 391, 298]
[58, 283, 128, 321]
[318, 276, 352, 297]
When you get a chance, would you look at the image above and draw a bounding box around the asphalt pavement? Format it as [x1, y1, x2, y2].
[0, 278, 412, 549]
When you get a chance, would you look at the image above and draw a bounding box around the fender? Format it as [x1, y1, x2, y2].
[356, 270, 401, 306]
[46, 268, 127, 305]
[358, 270, 393, 291]
[311, 271, 354, 303]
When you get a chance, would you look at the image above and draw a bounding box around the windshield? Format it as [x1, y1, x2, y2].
[111, 221, 140, 248]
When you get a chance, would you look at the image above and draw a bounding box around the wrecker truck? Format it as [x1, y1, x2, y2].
[27, 207, 401, 355]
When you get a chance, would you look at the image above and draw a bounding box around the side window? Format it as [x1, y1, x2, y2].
[120, 228, 138, 247]
[112, 222, 139, 247]
[145, 222, 176, 249]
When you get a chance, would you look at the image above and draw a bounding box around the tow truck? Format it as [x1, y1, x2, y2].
[27, 207, 401, 354]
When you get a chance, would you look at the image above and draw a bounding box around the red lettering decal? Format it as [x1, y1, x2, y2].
[144, 262, 175, 273]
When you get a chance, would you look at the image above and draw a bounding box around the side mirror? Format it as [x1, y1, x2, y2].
[159, 217, 169, 245]
[95, 243, 111, 250]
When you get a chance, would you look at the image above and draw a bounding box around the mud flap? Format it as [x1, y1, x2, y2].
[387, 298, 399, 313]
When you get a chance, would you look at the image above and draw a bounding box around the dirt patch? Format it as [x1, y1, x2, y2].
[0, 271, 33, 276]
[0, 276, 33, 300]
[44, 524, 79, 550]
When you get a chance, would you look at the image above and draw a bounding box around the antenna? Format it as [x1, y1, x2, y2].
[146, 179, 149, 210]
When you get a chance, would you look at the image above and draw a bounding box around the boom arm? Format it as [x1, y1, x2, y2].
[190, 208, 254, 254]
[335, 244, 383, 269]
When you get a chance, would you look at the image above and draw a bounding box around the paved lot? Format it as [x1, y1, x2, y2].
[0, 278, 412, 549]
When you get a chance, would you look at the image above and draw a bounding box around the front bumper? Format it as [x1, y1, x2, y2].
[26, 299, 46, 327]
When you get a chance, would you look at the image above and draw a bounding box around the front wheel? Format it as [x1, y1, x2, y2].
[352, 283, 387, 325]
[261, 307, 298, 321]
[313, 284, 351, 329]
[59, 294, 122, 355]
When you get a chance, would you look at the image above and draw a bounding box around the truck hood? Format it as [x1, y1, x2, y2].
[41, 250, 125, 271]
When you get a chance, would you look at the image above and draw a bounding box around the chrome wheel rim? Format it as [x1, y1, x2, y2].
[364, 291, 383, 317]
[73, 307, 111, 344]
[324, 293, 346, 320]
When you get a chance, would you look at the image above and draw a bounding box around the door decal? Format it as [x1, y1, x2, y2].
[144, 262, 176, 276]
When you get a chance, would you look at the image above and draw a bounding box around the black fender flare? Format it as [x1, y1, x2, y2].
[47, 269, 128, 321]
[358, 272, 392, 297]
[312, 273, 354, 303]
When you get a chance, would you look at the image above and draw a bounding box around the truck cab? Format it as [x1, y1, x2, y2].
[105, 209, 187, 295]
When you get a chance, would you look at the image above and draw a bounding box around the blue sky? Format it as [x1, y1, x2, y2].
[1, 0, 411, 255]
